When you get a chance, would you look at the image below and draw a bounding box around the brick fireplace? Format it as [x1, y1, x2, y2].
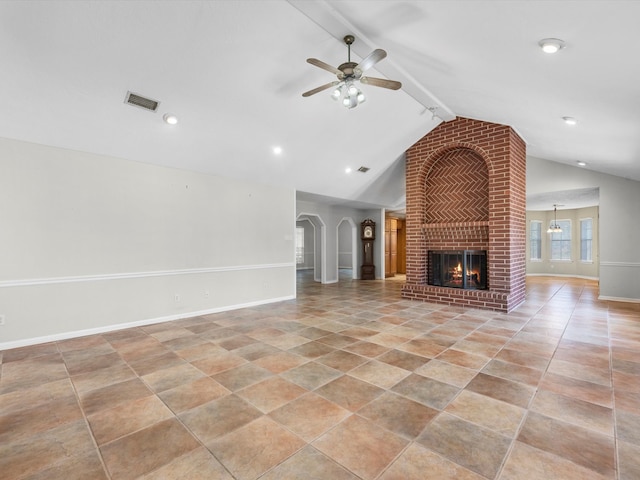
[401, 117, 526, 312]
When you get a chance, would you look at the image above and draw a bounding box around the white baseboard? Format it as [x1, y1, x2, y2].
[525, 274, 639, 304]
[0, 295, 295, 351]
[526, 273, 599, 281]
[598, 295, 640, 304]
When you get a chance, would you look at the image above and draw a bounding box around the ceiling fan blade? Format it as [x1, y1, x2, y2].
[302, 81, 340, 97]
[307, 58, 344, 78]
[355, 49, 387, 75]
[360, 76, 402, 90]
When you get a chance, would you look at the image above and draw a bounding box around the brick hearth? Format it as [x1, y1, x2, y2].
[402, 117, 526, 312]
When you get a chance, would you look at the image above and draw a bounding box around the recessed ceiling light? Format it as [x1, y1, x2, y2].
[577, 161, 587, 167]
[345, 167, 352, 174]
[272, 146, 283, 155]
[562, 116, 577, 125]
[163, 113, 178, 125]
[538, 38, 565, 54]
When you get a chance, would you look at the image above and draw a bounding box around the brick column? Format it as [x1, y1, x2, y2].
[402, 117, 526, 312]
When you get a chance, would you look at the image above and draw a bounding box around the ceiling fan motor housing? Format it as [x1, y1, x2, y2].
[338, 62, 359, 79]
[301, 34, 402, 101]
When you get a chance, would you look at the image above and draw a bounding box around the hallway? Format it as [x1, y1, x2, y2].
[1, 275, 639, 479]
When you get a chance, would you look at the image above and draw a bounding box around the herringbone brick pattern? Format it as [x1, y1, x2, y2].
[424, 149, 489, 224]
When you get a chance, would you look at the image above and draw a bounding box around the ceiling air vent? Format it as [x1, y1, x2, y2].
[357, 166, 370, 173]
[124, 91, 159, 112]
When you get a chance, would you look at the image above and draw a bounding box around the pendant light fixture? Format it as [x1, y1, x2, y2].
[547, 204, 562, 233]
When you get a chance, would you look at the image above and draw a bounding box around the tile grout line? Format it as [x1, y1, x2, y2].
[490, 277, 577, 479]
[59, 338, 114, 480]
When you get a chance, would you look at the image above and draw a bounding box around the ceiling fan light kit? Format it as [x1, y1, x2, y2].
[302, 35, 402, 109]
[334, 80, 365, 109]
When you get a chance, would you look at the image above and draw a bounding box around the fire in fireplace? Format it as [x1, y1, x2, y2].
[428, 250, 487, 290]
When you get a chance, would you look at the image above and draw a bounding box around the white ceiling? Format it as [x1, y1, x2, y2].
[526, 187, 600, 212]
[1, 1, 638, 212]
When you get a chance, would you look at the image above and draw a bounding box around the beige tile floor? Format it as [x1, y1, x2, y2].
[1, 273, 640, 479]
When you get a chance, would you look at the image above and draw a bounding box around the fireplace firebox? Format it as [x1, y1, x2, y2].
[428, 250, 487, 290]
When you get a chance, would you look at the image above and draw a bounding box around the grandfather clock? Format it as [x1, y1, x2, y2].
[361, 219, 376, 280]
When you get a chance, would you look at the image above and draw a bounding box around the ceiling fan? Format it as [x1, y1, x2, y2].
[302, 35, 402, 109]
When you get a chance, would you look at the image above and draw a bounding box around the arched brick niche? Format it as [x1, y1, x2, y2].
[424, 148, 489, 224]
[402, 117, 526, 312]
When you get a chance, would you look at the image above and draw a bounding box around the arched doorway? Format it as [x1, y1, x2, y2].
[296, 213, 325, 283]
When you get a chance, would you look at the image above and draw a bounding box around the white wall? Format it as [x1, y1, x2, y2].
[338, 220, 353, 269]
[526, 206, 599, 278]
[527, 156, 640, 302]
[0, 138, 296, 348]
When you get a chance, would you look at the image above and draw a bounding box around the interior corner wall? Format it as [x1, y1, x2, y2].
[527, 156, 640, 302]
[0, 137, 296, 348]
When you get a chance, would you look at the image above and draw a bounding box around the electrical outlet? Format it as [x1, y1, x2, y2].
[0, 315, 5, 326]
[174, 294, 180, 302]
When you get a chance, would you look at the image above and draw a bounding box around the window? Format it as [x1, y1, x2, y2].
[550, 220, 571, 260]
[530, 221, 542, 261]
[580, 218, 593, 262]
[295, 226, 304, 264]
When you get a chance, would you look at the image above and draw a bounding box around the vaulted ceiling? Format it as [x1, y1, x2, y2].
[1, 1, 638, 211]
